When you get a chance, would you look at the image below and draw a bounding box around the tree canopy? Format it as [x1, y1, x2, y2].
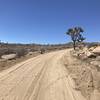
[66, 27, 85, 50]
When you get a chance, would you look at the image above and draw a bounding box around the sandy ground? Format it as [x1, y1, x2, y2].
[0, 50, 86, 100]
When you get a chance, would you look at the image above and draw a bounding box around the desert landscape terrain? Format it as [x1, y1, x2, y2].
[0, 43, 100, 100]
[0, 0, 100, 99]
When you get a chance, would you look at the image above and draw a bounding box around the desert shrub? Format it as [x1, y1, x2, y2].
[15, 48, 28, 57]
[0, 48, 15, 58]
[0, 49, 6, 58]
[4, 48, 15, 54]
[0, 48, 28, 58]
[40, 48, 45, 54]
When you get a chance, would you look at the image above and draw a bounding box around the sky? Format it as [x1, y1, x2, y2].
[0, 0, 100, 44]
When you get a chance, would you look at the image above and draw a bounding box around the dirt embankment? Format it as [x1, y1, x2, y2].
[63, 54, 93, 100]
[63, 48, 100, 100]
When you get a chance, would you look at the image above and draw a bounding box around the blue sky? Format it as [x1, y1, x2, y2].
[0, 0, 100, 44]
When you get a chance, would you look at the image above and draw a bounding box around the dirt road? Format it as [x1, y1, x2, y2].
[0, 50, 86, 100]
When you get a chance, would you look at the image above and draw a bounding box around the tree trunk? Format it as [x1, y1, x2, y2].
[73, 41, 76, 50]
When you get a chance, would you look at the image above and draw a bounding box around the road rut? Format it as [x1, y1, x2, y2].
[0, 50, 86, 100]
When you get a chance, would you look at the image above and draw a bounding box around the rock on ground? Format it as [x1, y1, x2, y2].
[92, 46, 100, 55]
[1, 54, 17, 60]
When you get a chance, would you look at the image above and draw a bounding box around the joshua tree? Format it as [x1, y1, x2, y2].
[66, 27, 85, 50]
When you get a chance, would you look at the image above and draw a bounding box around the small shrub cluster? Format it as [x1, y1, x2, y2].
[0, 48, 14, 58]
[15, 48, 28, 57]
[40, 48, 45, 54]
[0, 48, 28, 58]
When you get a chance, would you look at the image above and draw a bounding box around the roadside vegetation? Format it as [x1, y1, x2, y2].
[66, 27, 85, 50]
[0, 42, 72, 71]
[65, 27, 100, 100]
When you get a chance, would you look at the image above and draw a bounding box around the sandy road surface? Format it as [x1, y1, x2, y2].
[0, 50, 86, 100]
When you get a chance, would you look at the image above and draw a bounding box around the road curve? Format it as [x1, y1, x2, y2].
[0, 50, 86, 100]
